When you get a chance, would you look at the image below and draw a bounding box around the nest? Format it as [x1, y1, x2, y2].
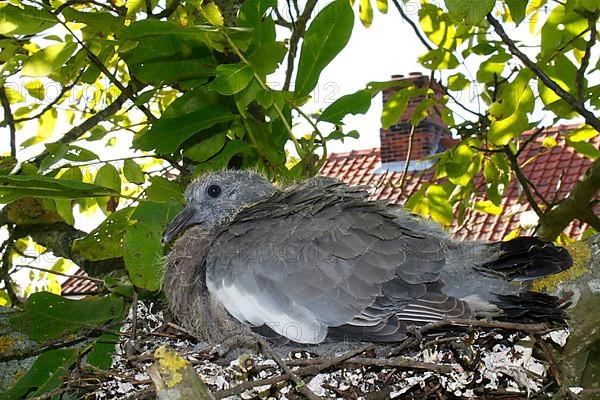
[89, 300, 570, 400]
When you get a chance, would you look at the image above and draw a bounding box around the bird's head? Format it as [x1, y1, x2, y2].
[162, 170, 276, 244]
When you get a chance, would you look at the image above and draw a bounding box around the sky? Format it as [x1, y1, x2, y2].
[280, 2, 425, 153]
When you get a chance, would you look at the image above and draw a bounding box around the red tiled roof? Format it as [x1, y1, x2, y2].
[320, 124, 599, 241]
[61, 269, 98, 297]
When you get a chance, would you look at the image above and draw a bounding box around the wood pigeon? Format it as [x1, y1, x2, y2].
[162, 170, 572, 345]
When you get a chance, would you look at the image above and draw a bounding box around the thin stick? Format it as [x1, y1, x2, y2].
[257, 337, 322, 400]
[486, 14, 600, 133]
[0, 86, 16, 158]
[15, 264, 103, 283]
[420, 318, 549, 334]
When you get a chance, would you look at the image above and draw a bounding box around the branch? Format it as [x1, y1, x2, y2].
[486, 14, 600, 133]
[0, 325, 109, 362]
[580, 203, 600, 232]
[420, 318, 549, 333]
[37, 0, 155, 121]
[28, 90, 129, 167]
[12, 222, 124, 278]
[0, 237, 21, 306]
[257, 337, 321, 400]
[391, 0, 433, 51]
[0, 86, 17, 158]
[153, 0, 181, 19]
[282, 0, 318, 90]
[576, 13, 597, 102]
[13, 69, 84, 124]
[516, 126, 545, 157]
[54, 0, 125, 16]
[394, 124, 416, 193]
[504, 145, 547, 215]
[14, 264, 104, 283]
[538, 157, 600, 240]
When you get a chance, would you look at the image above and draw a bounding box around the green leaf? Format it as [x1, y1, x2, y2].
[204, 2, 224, 26]
[54, 199, 74, 225]
[359, 0, 374, 28]
[21, 108, 58, 148]
[4, 86, 24, 102]
[39, 142, 68, 172]
[10, 293, 125, 341]
[72, 207, 135, 260]
[447, 73, 470, 90]
[124, 222, 164, 291]
[120, 20, 216, 85]
[0, 4, 56, 35]
[60, 8, 123, 36]
[445, 0, 495, 25]
[0, 175, 118, 203]
[203, 140, 254, 170]
[537, 54, 579, 118]
[488, 71, 535, 145]
[475, 57, 505, 83]
[381, 89, 410, 129]
[123, 159, 145, 184]
[247, 42, 287, 76]
[505, 0, 528, 25]
[184, 132, 227, 162]
[410, 97, 436, 126]
[94, 163, 121, 192]
[0, 349, 77, 400]
[419, 48, 459, 70]
[87, 332, 120, 369]
[209, 63, 254, 95]
[474, 200, 503, 215]
[22, 42, 77, 77]
[133, 108, 234, 153]
[320, 89, 375, 124]
[567, 138, 600, 159]
[146, 176, 185, 203]
[238, 0, 276, 48]
[294, 0, 354, 99]
[256, 89, 274, 108]
[426, 184, 453, 226]
[541, 4, 587, 60]
[567, 125, 598, 142]
[64, 145, 99, 162]
[376, 0, 388, 13]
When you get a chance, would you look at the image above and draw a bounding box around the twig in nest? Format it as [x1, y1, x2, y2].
[256, 337, 322, 400]
[126, 292, 139, 360]
[214, 344, 374, 398]
[534, 334, 562, 387]
[420, 318, 549, 334]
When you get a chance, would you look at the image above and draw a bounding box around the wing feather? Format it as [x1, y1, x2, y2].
[206, 177, 472, 344]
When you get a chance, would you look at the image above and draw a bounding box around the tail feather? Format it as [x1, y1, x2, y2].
[494, 291, 565, 323]
[481, 237, 572, 281]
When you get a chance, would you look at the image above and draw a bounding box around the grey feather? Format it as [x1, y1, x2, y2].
[163, 170, 572, 345]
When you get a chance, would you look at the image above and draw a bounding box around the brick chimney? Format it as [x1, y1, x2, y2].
[378, 72, 454, 172]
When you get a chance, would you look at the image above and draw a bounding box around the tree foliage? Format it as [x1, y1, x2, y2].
[0, 0, 598, 397]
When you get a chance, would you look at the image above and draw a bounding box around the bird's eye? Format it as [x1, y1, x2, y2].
[207, 184, 222, 198]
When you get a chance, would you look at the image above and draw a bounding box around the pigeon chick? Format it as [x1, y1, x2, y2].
[162, 170, 572, 345]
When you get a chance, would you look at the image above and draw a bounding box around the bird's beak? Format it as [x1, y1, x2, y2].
[162, 206, 197, 245]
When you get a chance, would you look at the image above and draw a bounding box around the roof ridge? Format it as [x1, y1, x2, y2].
[327, 147, 380, 159]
